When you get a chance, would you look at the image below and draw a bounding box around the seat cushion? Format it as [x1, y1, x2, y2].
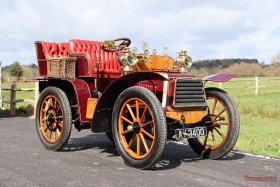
[69, 39, 120, 73]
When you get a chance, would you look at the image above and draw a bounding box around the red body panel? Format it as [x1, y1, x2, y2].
[68, 79, 91, 123]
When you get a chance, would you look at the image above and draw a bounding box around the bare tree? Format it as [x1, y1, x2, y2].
[271, 53, 280, 66]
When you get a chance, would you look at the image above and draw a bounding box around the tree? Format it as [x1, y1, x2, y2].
[271, 53, 280, 66]
[8, 61, 24, 80]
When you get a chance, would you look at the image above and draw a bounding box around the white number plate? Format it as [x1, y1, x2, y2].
[175, 127, 207, 140]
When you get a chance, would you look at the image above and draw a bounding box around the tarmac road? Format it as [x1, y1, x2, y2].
[0, 114, 279, 187]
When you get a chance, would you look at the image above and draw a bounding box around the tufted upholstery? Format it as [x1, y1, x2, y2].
[43, 42, 59, 58]
[58, 43, 69, 57]
[69, 39, 120, 73]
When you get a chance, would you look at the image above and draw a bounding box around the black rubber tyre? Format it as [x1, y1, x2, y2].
[188, 88, 240, 159]
[35, 86, 72, 151]
[112, 86, 167, 169]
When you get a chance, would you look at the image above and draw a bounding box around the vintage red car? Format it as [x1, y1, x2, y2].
[34, 38, 240, 169]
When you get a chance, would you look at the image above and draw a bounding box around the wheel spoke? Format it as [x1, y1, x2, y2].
[54, 98, 58, 108]
[216, 108, 226, 118]
[141, 129, 154, 140]
[127, 133, 135, 149]
[56, 128, 61, 137]
[41, 117, 47, 122]
[121, 130, 131, 135]
[219, 122, 229, 125]
[140, 133, 149, 153]
[136, 134, 140, 155]
[53, 131, 56, 141]
[211, 129, 216, 148]
[214, 127, 226, 140]
[140, 106, 148, 122]
[49, 98, 53, 107]
[126, 104, 136, 122]
[141, 120, 153, 128]
[211, 98, 217, 114]
[44, 101, 49, 110]
[136, 100, 140, 120]
[120, 116, 134, 125]
[42, 125, 48, 132]
[49, 131, 52, 139]
[56, 122, 63, 129]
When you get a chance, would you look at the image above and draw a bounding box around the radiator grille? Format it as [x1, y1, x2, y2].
[174, 79, 206, 107]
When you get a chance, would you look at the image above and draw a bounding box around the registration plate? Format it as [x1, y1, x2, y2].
[175, 127, 207, 140]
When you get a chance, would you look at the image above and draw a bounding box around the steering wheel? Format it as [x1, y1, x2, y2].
[102, 37, 131, 52]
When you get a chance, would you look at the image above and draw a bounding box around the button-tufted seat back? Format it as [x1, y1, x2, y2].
[69, 39, 120, 73]
[42, 42, 69, 58]
[58, 43, 69, 57]
[43, 42, 59, 58]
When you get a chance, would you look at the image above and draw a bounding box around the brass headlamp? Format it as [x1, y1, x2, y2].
[176, 50, 192, 72]
[130, 43, 150, 64]
[118, 47, 138, 71]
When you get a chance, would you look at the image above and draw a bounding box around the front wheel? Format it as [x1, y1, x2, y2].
[188, 88, 240, 159]
[112, 86, 167, 169]
[35, 86, 72, 151]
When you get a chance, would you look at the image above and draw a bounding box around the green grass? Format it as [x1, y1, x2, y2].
[1, 78, 280, 157]
[1, 82, 35, 109]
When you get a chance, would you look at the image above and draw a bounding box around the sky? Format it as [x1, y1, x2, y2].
[1, 0, 280, 66]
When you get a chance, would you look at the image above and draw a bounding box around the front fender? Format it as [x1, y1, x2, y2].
[202, 73, 236, 83]
[91, 71, 168, 133]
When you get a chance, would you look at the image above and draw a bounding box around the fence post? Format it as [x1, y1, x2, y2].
[255, 76, 259, 95]
[10, 83, 17, 115]
[33, 81, 39, 116]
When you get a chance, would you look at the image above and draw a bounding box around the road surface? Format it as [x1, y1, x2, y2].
[0, 114, 279, 187]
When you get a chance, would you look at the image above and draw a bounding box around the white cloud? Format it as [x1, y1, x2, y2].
[0, 0, 280, 66]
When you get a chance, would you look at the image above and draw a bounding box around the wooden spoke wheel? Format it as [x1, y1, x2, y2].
[112, 86, 167, 169]
[35, 87, 72, 151]
[188, 88, 240, 159]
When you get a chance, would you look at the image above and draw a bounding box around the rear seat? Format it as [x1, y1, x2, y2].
[42, 42, 59, 58]
[68, 39, 120, 74]
[42, 42, 69, 58]
[58, 43, 69, 57]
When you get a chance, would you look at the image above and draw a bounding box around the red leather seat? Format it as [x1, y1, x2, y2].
[58, 43, 69, 57]
[42, 42, 59, 58]
[69, 39, 120, 74]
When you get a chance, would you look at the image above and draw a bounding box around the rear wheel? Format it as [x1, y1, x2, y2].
[35, 86, 72, 151]
[112, 86, 167, 169]
[188, 88, 240, 159]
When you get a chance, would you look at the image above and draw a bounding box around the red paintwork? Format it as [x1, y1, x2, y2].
[68, 79, 91, 123]
[202, 73, 236, 83]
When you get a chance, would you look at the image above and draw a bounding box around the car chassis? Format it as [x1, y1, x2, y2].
[34, 37, 240, 169]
